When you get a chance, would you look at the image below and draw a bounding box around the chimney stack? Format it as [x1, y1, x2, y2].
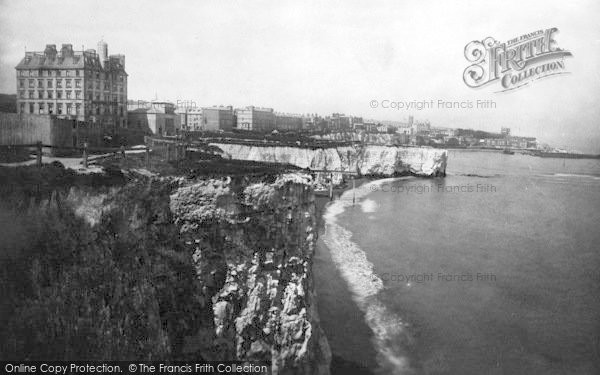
[97, 40, 108, 67]
[44, 44, 57, 58]
[110, 54, 125, 69]
[61, 44, 73, 57]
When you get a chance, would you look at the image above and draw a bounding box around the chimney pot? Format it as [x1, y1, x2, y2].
[61, 44, 73, 57]
[44, 44, 57, 58]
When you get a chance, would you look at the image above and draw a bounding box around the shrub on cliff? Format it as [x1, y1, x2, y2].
[0, 174, 205, 360]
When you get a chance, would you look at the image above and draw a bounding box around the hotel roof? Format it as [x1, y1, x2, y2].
[16, 45, 125, 72]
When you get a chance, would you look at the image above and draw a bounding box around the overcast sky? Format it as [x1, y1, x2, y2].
[1, 0, 599, 152]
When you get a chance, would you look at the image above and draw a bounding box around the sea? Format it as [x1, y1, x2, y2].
[314, 149, 600, 375]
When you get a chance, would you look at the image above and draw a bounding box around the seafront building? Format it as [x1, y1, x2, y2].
[15, 41, 127, 133]
[202, 106, 234, 131]
[326, 113, 351, 131]
[0, 40, 129, 149]
[175, 106, 203, 131]
[350, 116, 364, 130]
[411, 120, 431, 135]
[127, 100, 179, 136]
[274, 112, 303, 131]
[236, 106, 275, 132]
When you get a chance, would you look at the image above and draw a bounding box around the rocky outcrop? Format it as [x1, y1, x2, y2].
[170, 174, 330, 374]
[359, 145, 447, 177]
[211, 143, 447, 185]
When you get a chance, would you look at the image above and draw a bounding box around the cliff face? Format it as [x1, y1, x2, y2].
[170, 174, 330, 374]
[359, 145, 447, 177]
[312, 132, 399, 145]
[0, 164, 330, 374]
[211, 143, 447, 185]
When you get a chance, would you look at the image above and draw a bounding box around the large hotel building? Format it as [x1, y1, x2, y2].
[15, 41, 127, 133]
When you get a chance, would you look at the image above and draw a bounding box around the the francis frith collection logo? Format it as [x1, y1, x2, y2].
[463, 28, 572, 92]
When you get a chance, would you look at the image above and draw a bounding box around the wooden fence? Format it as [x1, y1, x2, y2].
[0, 141, 187, 169]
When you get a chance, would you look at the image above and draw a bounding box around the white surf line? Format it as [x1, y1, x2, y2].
[551, 173, 600, 180]
[322, 177, 415, 375]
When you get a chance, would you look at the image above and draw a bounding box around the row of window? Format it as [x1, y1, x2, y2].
[19, 69, 125, 81]
[21, 78, 80, 88]
[20, 102, 81, 115]
[19, 69, 81, 77]
[19, 90, 123, 102]
[19, 78, 124, 93]
[19, 102, 125, 116]
[20, 90, 80, 99]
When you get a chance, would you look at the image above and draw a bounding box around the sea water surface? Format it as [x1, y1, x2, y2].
[315, 150, 600, 375]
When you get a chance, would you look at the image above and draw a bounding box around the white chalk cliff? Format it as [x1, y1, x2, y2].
[211, 143, 447, 185]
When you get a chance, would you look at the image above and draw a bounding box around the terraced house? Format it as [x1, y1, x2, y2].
[15, 40, 128, 135]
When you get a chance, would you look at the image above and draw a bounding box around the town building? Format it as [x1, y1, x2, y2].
[364, 121, 378, 132]
[411, 120, 431, 135]
[350, 116, 364, 130]
[378, 119, 411, 133]
[327, 113, 352, 131]
[15, 41, 128, 140]
[483, 138, 508, 147]
[301, 114, 318, 130]
[202, 106, 234, 131]
[396, 126, 411, 135]
[304, 115, 328, 132]
[127, 100, 179, 136]
[235, 106, 275, 132]
[339, 115, 352, 130]
[275, 113, 303, 131]
[376, 124, 395, 133]
[396, 133, 410, 144]
[429, 127, 456, 138]
[176, 106, 203, 131]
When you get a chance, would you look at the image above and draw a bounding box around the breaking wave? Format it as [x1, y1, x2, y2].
[549, 173, 600, 180]
[322, 178, 414, 374]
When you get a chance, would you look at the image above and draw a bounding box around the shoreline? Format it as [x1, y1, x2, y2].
[314, 177, 370, 236]
[313, 174, 436, 374]
[313, 177, 378, 375]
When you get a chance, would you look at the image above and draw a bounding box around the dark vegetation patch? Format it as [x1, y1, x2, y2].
[0, 146, 32, 163]
[0, 170, 205, 360]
